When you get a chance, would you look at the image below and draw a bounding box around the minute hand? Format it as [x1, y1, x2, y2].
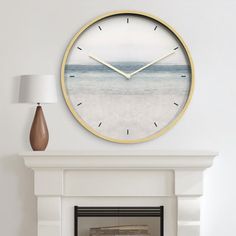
[129, 50, 176, 78]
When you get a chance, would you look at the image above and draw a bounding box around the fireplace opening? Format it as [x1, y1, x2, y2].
[74, 206, 164, 236]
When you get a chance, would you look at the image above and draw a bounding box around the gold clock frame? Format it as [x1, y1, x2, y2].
[61, 10, 194, 144]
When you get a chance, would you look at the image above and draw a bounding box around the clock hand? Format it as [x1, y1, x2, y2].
[89, 54, 130, 79]
[128, 48, 178, 78]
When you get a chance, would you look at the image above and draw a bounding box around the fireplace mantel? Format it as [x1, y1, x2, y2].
[21, 150, 218, 236]
[23, 150, 216, 169]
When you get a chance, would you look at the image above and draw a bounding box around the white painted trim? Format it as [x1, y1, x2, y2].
[21, 150, 217, 169]
[21, 151, 218, 236]
[178, 221, 200, 226]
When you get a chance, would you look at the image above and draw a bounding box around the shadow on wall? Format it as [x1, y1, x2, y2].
[0, 154, 36, 236]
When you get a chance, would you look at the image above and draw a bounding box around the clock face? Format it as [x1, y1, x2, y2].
[61, 11, 194, 143]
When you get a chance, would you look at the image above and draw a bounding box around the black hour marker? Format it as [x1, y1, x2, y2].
[174, 102, 179, 106]
[98, 122, 102, 127]
[127, 18, 129, 23]
[127, 129, 129, 135]
[77, 102, 82, 106]
[174, 47, 179, 50]
[154, 25, 157, 31]
[154, 122, 158, 127]
[98, 26, 102, 31]
[77, 47, 82, 50]
[70, 75, 75, 78]
[181, 75, 186, 78]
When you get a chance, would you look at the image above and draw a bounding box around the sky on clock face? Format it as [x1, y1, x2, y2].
[66, 14, 190, 65]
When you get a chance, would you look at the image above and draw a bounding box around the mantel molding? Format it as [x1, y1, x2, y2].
[21, 150, 218, 170]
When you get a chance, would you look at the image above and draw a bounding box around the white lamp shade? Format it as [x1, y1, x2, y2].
[19, 75, 57, 104]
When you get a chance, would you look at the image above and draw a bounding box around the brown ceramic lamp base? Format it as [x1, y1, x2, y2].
[30, 104, 49, 151]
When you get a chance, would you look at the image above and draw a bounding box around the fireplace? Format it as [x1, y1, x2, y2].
[21, 150, 217, 236]
[74, 206, 164, 236]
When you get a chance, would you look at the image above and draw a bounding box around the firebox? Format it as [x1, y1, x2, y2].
[74, 206, 164, 236]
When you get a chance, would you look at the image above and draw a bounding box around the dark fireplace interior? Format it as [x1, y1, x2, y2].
[74, 206, 164, 236]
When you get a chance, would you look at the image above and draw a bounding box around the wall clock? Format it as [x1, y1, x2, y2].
[61, 11, 194, 143]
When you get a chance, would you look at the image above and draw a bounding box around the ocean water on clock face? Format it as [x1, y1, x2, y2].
[64, 63, 191, 140]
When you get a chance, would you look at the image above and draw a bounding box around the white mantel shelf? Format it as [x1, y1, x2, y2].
[21, 150, 217, 169]
[21, 150, 218, 236]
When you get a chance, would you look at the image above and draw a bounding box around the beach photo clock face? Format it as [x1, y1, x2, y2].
[61, 11, 194, 143]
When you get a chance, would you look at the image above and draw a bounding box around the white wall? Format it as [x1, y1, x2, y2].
[0, 0, 235, 235]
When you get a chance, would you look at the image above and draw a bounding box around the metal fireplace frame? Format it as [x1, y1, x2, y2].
[74, 206, 164, 236]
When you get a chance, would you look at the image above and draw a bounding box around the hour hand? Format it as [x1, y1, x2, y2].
[89, 54, 130, 79]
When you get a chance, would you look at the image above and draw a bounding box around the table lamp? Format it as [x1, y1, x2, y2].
[19, 75, 57, 151]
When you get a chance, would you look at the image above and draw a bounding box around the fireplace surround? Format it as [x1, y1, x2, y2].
[21, 150, 217, 236]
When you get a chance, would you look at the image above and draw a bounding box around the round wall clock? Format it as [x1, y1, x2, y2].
[61, 11, 194, 143]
